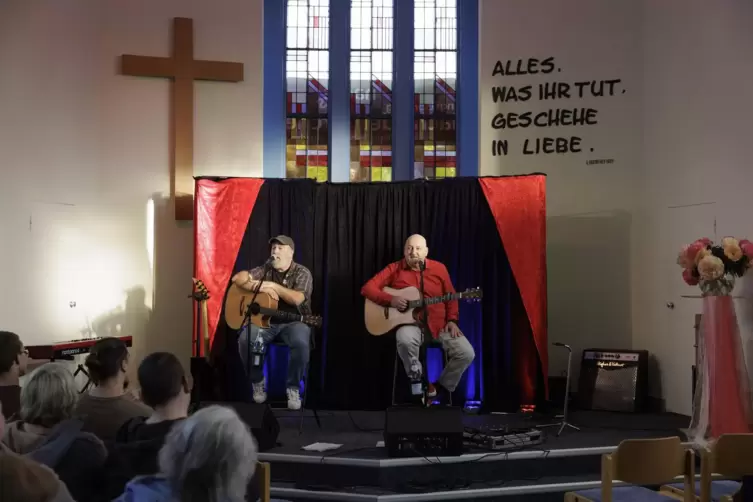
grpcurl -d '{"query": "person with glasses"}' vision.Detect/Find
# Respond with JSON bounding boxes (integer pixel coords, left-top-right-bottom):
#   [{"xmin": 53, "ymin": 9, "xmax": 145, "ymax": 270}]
[{"xmin": 0, "ymin": 331, "xmax": 45, "ymax": 420}]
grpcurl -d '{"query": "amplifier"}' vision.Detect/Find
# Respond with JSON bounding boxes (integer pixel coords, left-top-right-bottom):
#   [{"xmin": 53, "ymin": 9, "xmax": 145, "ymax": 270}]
[
  {"xmin": 384, "ymin": 407, "xmax": 464, "ymax": 458},
  {"xmin": 577, "ymin": 348, "xmax": 648, "ymax": 413}
]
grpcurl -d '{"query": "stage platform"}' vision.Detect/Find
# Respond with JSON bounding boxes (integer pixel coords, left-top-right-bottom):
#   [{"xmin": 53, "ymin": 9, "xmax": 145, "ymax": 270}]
[{"xmin": 260, "ymin": 408, "xmax": 690, "ymax": 502}]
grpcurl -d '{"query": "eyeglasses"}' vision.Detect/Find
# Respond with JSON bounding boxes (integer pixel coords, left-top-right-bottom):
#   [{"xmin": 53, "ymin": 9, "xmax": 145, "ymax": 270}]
[{"xmin": 21, "ymin": 349, "xmax": 29, "ymax": 356}]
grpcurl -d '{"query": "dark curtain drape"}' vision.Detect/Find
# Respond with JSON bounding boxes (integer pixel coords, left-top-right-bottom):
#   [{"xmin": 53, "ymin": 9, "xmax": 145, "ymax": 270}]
[
  {"xmin": 313, "ymin": 178, "xmax": 536, "ymax": 411},
  {"xmin": 213, "ymin": 178, "xmax": 540, "ymax": 411},
  {"xmin": 217, "ymin": 179, "xmax": 319, "ymax": 402}
]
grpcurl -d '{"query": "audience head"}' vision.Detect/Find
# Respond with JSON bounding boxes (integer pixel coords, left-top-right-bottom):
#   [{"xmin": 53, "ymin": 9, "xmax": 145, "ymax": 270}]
[
  {"xmin": 84, "ymin": 337, "xmax": 130, "ymax": 388},
  {"xmin": 404, "ymin": 234, "xmax": 429, "ymax": 269},
  {"xmin": 20, "ymin": 363, "xmax": 78, "ymax": 428},
  {"xmin": 0, "ymin": 453, "xmax": 65, "ymax": 502},
  {"xmin": 158, "ymin": 405, "xmax": 258, "ymax": 502},
  {"xmin": 0, "ymin": 331, "xmax": 29, "ymax": 379},
  {"xmin": 137, "ymin": 352, "xmax": 189, "ymax": 410}
]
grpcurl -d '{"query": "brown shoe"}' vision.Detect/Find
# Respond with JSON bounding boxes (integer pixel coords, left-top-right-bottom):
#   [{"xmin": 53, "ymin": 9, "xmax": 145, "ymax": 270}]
[{"xmin": 427, "ymin": 382, "xmax": 437, "ymax": 398}]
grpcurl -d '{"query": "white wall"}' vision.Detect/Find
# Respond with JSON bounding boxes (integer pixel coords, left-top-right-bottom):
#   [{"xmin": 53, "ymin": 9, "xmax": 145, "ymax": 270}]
[
  {"xmin": 479, "ymin": 0, "xmax": 753, "ymax": 414},
  {"xmin": 0, "ymin": 0, "xmax": 262, "ymax": 382},
  {"xmin": 634, "ymin": 0, "xmax": 753, "ymax": 414},
  {"xmin": 479, "ymin": 0, "xmax": 642, "ymax": 382}
]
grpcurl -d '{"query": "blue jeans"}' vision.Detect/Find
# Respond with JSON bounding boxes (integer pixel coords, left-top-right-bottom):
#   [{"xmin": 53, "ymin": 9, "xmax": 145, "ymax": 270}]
[{"xmin": 238, "ymin": 322, "xmax": 311, "ymax": 390}]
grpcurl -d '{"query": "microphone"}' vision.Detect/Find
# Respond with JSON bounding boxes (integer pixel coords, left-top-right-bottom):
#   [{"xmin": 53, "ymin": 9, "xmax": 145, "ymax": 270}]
[
  {"xmin": 418, "ymin": 260, "xmax": 426, "ymax": 271},
  {"xmin": 264, "ymin": 256, "xmax": 275, "ymax": 267}
]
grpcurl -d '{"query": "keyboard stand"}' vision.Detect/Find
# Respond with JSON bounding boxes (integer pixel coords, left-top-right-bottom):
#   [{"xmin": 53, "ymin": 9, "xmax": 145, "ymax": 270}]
[{"xmin": 72, "ymin": 364, "xmax": 92, "ymax": 393}]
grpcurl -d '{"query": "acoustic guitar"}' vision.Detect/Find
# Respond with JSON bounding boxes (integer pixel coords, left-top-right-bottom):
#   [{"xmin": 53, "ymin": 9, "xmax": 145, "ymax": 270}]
[
  {"xmin": 193, "ymin": 278, "xmax": 211, "ymax": 358},
  {"xmin": 364, "ymin": 286, "xmax": 483, "ymax": 336},
  {"xmin": 224, "ymin": 283, "xmax": 322, "ymax": 330},
  {"xmin": 190, "ymin": 278, "xmax": 220, "ymax": 404}
]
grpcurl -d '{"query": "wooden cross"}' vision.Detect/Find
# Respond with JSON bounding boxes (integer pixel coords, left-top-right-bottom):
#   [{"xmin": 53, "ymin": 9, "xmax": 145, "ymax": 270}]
[{"xmin": 121, "ymin": 18, "xmax": 244, "ymax": 221}]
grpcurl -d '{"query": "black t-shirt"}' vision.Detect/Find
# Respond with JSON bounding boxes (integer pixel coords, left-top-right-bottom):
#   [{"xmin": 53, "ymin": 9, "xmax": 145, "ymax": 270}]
[
  {"xmin": 0, "ymin": 384, "xmax": 21, "ymax": 420},
  {"xmin": 267, "ymin": 268, "xmax": 297, "ymax": 317},
  {"xmin": 100, "ymin": 416, "xmax": 184, "ymax": 499}
]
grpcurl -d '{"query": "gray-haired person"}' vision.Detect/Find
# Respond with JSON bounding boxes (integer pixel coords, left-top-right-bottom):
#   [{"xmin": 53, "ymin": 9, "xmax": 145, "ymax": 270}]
[
  {"xmin": 1, "ymin": 362, "xmax": 107, "ymax": 501},
  {"xmin": 115, "ymin": 405, "xmax": 259, "ymax": 502}
]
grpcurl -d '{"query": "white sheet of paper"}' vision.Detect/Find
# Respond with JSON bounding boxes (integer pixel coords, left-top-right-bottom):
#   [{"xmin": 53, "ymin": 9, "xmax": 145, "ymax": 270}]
[
  {"xmin": 376, "ymin": 441, "xmax": 385, "ymax": 447},
  {"xmin": 301, "ymin": 442, "xmax": 343, "ymax": 452}
]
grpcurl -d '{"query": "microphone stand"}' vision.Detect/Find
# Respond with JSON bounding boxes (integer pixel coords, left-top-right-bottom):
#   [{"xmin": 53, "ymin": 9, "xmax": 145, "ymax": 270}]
[
  {"xmin": 418, "ymin": 261, "xmax": 429, "ymax": 404},
  {"xmin": 243, "ymin": 262, "xmax": 272, "ymax": 382},
  {"xmin": 540, "ymin": 343, "xmax": 579, "ymax": 436}
]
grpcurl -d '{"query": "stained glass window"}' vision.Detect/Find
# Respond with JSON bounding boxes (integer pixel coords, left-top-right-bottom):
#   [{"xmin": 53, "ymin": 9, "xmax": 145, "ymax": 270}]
[
  {"xmin": 414, "ymin": 0, "xmax": 457, "ymax": 179},
  {"xmin": 286, "ymin": 0, "xmax": 330, "ymax": 182},
  {"xmin": 349, "ymin": 0, "xmax": 394, "ymax": 182}
]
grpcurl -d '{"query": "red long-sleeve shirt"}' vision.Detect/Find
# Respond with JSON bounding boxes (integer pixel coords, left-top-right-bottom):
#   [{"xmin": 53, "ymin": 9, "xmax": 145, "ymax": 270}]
[{"xmin": 361, "ymin": 258, "xmax": 459, "ymax": 338}]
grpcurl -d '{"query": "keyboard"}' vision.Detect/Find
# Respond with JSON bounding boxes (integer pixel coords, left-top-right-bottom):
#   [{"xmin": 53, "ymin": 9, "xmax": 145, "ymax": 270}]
[{"xmin": 27, "ymin": 335, "xmax": 133, "ymax": 360}]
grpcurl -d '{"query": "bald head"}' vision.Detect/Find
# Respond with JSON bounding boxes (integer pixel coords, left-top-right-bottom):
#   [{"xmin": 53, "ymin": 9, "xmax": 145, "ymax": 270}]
[{"xmin": 404, "ymin": 234, "xmax": 428, "ymax": 270}]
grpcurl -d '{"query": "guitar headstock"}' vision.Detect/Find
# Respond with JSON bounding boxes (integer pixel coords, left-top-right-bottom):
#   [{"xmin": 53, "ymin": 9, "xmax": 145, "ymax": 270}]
[
  {"xmin": 192, "ymin": 278, "xmax": 211, "ymax": 301},
  {"xmin": 460, "ymin": 287, "xmax": 483, "ymax": 302},
  {"xmin": 303, "ymin": 315, "xmax": 323, "ymax": 328}
]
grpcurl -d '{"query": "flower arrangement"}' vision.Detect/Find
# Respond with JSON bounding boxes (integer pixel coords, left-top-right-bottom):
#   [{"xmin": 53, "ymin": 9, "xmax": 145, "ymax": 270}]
[{"xmin": 677, "ymin": 237, "xmax": 753, "ymax": 294}]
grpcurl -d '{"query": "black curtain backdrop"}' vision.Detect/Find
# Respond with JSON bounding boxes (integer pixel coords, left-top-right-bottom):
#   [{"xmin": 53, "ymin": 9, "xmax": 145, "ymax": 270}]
[{"xmin": 219, "ymin": 178, "xmax": 538, "ymax": 411}]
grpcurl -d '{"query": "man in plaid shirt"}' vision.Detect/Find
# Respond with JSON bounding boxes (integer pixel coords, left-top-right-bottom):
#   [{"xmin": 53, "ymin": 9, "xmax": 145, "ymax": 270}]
[{"xmin": 232, "ymin": 235, "xmax": 313, "ymax": 410}]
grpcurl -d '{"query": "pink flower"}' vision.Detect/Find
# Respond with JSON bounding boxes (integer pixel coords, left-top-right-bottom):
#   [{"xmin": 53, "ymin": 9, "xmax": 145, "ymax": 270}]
[
  {"xmin": 677, "ymin": 246, "xmax": 694, "ymax": 269},
  {"xmin": 697, "ymin": 237, "xmax": 713, "ymax": 246},
  {"xmin": 682, "ymin": 268, "xmax": 699, "ymax": 285},
  {"xmin": 686, "ymin": 241, "xmax": 707, "ymax": 263},
  {"xmin": 740, "ymin": 239, "xmax": 753, "ymax": 260}
]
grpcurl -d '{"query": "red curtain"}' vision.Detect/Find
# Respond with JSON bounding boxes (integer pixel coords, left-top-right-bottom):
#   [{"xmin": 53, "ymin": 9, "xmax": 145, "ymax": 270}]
[
  {"xmin": 194, "ymin": 178, "xmax": 264, "ymax": 352},
  {"xmin": 479, "ymin": 176, "xmax": 547, "ymax": 402}
]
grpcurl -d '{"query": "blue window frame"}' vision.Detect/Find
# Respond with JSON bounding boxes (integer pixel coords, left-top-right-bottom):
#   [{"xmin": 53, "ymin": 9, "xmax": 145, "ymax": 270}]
[
  {"xmin": 264, "ymin": 0, "xmax": 477, "ymax": 180},
  {"xmin": 349, "ymin": 0, "xmax": 394, "ymax": 183}
]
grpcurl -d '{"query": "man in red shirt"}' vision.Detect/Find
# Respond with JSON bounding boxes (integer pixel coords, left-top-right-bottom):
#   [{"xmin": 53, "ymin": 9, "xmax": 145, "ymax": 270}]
[{"xmin": 361, "ymin": 234, "xmax": 475, "ymax": 404}]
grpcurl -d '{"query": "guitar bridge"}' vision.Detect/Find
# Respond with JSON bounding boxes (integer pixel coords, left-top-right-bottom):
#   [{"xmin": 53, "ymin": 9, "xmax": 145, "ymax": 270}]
[{"xmin": 383, "ymin": 307, "xmax": 389, "ymax": 320}]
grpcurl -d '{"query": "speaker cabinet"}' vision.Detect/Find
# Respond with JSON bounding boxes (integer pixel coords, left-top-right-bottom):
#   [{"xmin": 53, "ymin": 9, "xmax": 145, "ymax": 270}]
[
  {"xmin": 199, "ymin": 401, "xmax": 280, "ymax": 451},
  {"xmin": 384, "ymin": 406, "xmax": 464, "ymax": 458},
  {"xmin": 577, "ymin": 349, "xmax": 648, "ymax": 413}
]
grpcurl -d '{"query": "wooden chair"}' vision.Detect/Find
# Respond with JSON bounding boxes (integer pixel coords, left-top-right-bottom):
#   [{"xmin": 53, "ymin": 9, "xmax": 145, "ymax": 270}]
[
  {"xmin": 255, "ymin": 461, "xmax": 271, "ymax": 502},
  {"xmin": 564, "ymin": 436, "xmax": 695, "ymax": 502},
  {"xmin": 660, "ymin": 434, "xmax": 753, "ymax": 502}
]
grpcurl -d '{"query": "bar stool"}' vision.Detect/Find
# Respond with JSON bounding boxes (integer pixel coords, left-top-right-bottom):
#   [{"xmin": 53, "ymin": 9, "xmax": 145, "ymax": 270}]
[
  {"xmin": 391, "ymin": 338, "xmax": 452, "ymax": 406},
  {"xmin": 267, "ymin": 338, "xmax": 321, "ymax": 433}
]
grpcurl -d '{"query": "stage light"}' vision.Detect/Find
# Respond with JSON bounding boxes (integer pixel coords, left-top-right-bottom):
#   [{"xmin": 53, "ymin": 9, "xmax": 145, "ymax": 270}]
[
  {"xmin": 146, "ymin": 197, "xmax": 155, "ymax": 275},
  {"xmin": 519, "ymin": 404, "xmax": 536, "ymax": 413},
  {"xmin": 29, "ymin": 203, "xmax": 152, "ymax": 345}
]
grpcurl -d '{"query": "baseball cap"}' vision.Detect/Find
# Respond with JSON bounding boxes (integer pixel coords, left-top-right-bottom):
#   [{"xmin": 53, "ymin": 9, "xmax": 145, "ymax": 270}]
[{"xmin": 269, "ymin": 235, "xmax": 295, "ymax": 251}]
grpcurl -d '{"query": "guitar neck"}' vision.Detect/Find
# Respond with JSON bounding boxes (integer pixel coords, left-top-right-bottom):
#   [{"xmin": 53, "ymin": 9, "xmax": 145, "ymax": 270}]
[
  {"xmin": 201, "ymin": 301, "xmax": 210, "ymax": 360},
  {"xmin": 414, "ymin": 292, "xmax": 464, "ymax": 307},
  {"xmin": 255, "ymin": 306, "xmax": 304, "ymax": 323}
]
